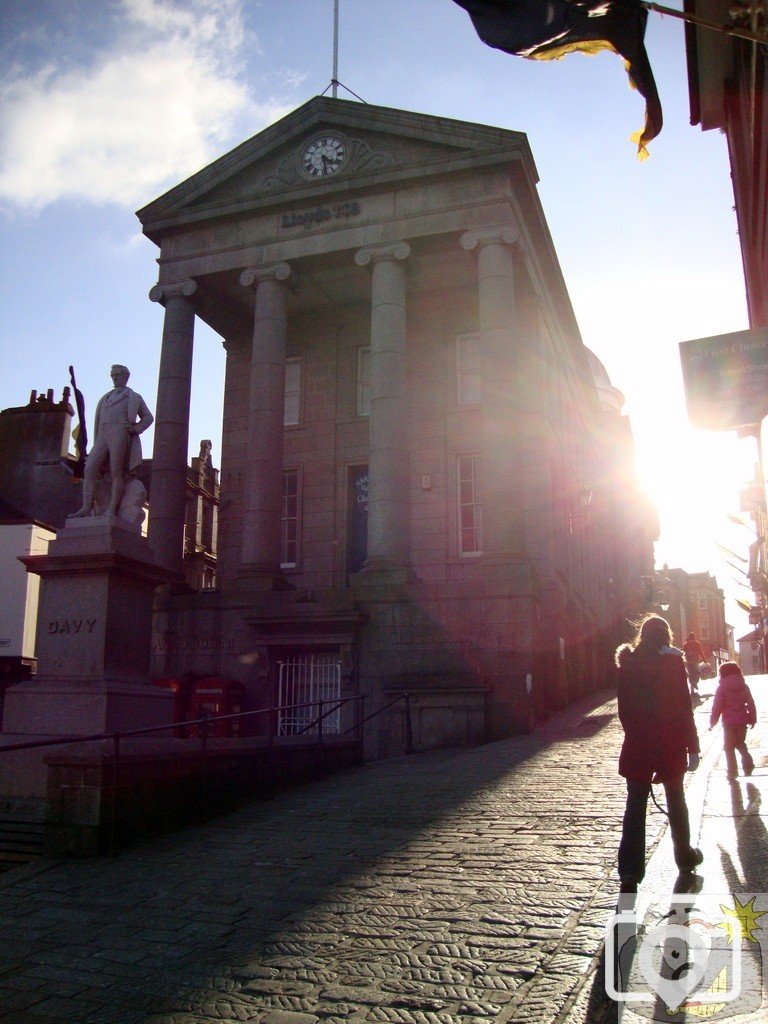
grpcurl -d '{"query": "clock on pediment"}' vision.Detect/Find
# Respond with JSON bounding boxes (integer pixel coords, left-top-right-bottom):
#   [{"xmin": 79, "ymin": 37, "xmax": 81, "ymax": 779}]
[{"xmin": 299, "ymin": 133, "xmax": 347, "ymax": 180}]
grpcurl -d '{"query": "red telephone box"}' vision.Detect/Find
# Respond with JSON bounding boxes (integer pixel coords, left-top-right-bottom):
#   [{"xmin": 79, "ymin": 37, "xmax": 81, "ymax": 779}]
[
  {"xmin": 188, "ymin": 678, "xmax": 246, "ymax": 737},
  {"xmin": 152, "ymin": 677, "xmax": 189, "ymax": 735}
]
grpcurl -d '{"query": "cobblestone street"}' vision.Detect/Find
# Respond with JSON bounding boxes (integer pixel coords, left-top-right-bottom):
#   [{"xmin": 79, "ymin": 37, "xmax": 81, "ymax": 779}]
[{"xmin": 1, "ymin": 682, "xmax": 766, "ymax": 1024}]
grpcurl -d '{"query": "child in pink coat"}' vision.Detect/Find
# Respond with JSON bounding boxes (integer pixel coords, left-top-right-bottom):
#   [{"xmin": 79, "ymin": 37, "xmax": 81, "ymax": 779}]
[{"xmin": 710, "ymin": 662, "xmax": 757, "ymax": 781}]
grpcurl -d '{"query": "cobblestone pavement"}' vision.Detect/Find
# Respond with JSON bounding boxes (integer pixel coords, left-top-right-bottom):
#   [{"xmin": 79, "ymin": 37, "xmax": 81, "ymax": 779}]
[{"xmin": 1, "ymin": 681, "xmax": 766, "ymax": 1024}]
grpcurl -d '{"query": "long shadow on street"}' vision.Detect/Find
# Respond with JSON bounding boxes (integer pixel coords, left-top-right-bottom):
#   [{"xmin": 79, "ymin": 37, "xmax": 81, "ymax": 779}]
[{"xmin": 0, "ymin": 691, "xmax": 630, "ymax": 1024}]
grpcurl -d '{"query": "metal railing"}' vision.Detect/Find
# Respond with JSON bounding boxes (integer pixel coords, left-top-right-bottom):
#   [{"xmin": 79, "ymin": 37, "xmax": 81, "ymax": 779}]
[
  {"xmin": 0, "ymin": 692, "xmax": 415, "ymax": 852},
  {"xmin": 0, "ymin": 692, "xmax": 415, "ymax": 756}
]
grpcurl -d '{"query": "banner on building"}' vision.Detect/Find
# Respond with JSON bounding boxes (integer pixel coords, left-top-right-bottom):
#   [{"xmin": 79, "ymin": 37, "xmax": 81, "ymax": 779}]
[{"xmin": 679, "ymin": 327, "xmax": 768, "ymax": 431}]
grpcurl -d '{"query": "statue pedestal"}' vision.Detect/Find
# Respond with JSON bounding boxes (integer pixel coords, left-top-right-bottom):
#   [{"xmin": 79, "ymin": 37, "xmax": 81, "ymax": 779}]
[{"xmin": 1, "ymin": 518, "xmax": 177, "ymax": 798}]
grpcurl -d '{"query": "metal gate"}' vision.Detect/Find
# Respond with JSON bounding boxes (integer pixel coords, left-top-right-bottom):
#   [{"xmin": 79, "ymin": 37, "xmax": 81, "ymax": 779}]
[{"xmin": 277, "ymin": 652, "xmax": 342, "ymax": 735}]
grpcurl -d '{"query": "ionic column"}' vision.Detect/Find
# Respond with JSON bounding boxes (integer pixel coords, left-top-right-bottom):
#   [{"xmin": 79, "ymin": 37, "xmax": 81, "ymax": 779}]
[
  {"xmin": 354, "ymin": 241, "xmax": 412, "ymax": 577},
  {"xmin": 238, "ymin": 262, "xmax": 293, "ymax": 583},
  {"xmin": 148, "ymin": 279, "xmax": 197, "ymax": 575},
  {"xmin": 460, "ymin": 226, "xmax": 521, "ymax": 558},
  {"xmin": 216, "ymin": 331, "xmax": 251, "ymax": 586}
]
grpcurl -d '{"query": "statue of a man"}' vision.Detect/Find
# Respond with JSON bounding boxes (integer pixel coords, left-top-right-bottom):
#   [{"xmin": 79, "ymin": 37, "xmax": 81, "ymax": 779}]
[{"xmin": 69, "ymin": 364, "xmax": 154, "ymax": 518}]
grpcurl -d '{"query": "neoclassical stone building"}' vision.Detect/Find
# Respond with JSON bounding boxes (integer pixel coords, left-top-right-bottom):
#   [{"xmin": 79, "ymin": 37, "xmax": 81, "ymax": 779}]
[{"xmin": 139, "ymin": 97, "xmax": 655, "ymax": 754}]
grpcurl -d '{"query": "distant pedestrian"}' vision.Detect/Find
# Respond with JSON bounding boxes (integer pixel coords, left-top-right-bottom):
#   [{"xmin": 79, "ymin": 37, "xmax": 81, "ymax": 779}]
[
  {"xmin": 615, "ymin": 615, "xmax": 702, "ymax": 892},
  {"xmin": 683, "ymin": 631, "xmax": 707, "ymax": 695},
  {"xmin": 709, "ymin": 661, "xmax": 756, "ymax": 781}
]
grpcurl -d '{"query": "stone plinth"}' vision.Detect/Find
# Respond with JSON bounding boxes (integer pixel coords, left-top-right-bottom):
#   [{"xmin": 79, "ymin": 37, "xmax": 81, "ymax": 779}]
[{"xmin": 1, "ymin": 519, "xmax": 176, "ymax": 797}]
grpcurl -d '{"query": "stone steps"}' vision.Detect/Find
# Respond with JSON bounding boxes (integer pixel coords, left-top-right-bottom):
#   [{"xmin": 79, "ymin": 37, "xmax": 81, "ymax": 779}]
[{"xmin": 0, "ymin": 818, "xmax": 46, "ymax": 872}]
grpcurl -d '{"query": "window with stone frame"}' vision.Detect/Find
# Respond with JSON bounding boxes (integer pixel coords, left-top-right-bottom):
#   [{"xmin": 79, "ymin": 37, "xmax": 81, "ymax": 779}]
[
  {"xmin": 357, "ymin": 346, "xmax": 371, "ymax": 417},
  {"xmin": 281, "ymin": 468, "xmax": 300, "ymax": 568},
  {"xmin": 456, "ymin": 332, "xmax": 481, "ymax": 405},
  {"xmin": 457, "ymin": 453, "xmax": 482, "ymax": 556},
  {"xmin": 284, "ymin": 357, "xmax": 302, "ymax": 426}
]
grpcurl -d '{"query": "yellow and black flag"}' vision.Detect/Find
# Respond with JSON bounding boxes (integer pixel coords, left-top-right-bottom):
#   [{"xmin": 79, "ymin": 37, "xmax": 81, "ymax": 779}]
[{"xmin": 452, "ymin": 0, "xmax": 662, "ymax": 159}]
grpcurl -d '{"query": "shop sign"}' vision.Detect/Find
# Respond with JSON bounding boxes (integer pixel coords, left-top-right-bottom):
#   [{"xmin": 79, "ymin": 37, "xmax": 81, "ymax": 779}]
[{"xmin": 679, "ymin": 326, "xmax": 768, "ymax": 431}]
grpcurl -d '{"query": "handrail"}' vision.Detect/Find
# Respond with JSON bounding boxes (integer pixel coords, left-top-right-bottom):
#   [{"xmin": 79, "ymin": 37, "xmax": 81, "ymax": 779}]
[
  {"xmin": 0, "ymin": 692, "xmax": 414, "ymax": 756},
  {"xmin": 0, "ymin": 690, "xmax": 414, "ymax": 855},
  {"xmin": 0, "ymin": 697, "xmax": 362, "ymax": 755},
  {"xmin": 346, "ymin": 692, "xmax": 411, "ymax": 741}
]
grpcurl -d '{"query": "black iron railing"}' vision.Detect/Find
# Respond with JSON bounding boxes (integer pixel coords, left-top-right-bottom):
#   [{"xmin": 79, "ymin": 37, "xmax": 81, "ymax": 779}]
[{"xmin": 0, "ymin": 693, "xmax": 415, "ymax": 852}]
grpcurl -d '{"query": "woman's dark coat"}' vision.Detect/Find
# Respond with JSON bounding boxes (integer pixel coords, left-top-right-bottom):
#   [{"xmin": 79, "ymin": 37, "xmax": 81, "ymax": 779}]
[{"xmin": 617, "ymin": 645, "xmax": 700, "ymax": 783}]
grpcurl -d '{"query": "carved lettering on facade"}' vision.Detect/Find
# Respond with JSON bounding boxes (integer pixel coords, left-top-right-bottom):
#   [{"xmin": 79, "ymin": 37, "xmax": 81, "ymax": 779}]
[
  {"xmin": 47, "ymin": 619, "xmax": 97, "ymax": 635},
  {"xmin": 281, "ymin": 201, "xmax": 361, "ymax": 231},
  {"xmin": 152, "ymin": 635, "xmax": 236, "ymax": 653},
  {"xmin": 392, "ymin": 631, "xmax": 500, "ymax": 647}
]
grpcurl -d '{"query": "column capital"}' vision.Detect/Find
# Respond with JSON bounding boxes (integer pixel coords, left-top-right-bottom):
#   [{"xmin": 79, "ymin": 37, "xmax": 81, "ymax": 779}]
[
  {"xmin": 221, "ymin": 334, "xmax": 250, "ymax": 353},
  {"xmin": 459, "ymin": 225, "xmax": 519, "ymax": 252},
  {"xmin": 354, "ymin": 241, "xmax": 411, "ymax": 268},
  {"xmin": 239, "ymin": 262, "xmax": 293, "ymax": 290},
  {"xmin": 149, "ymin": 279, "xmax": 197, "ymax": 305}
]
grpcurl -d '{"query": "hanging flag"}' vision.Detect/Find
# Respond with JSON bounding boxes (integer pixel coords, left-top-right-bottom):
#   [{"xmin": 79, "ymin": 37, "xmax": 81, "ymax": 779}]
[
  {"xmin": 452, "ymin": 0, "xmax": 663, "ymax": 159},
  {"xmin": 68, "ymin": 364, "xmax": 88, "ymax": 480}
]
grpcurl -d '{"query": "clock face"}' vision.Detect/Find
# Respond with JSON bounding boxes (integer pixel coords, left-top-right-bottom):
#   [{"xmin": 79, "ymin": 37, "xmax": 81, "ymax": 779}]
[{"xmin": 301, "ymin": 135, "xmax": 346, "ymax": 178}]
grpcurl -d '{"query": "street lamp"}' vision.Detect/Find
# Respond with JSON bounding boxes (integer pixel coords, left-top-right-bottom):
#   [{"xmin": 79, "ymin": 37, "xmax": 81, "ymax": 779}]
[
  {"xmin": 577, "ymin": 486, "xmax": 594, "ymax": 511},
  {"xmin": 568, "ymin": 486, "xmax": 594, "ymax": 534},
  {"xmin": 640, "ymin": 573, "xmax": 673, "ymax": 616}
]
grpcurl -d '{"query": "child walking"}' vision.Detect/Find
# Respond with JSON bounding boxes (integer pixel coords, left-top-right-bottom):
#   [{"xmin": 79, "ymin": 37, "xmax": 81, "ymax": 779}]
[{"xmin": 710, "ymin": 662, "xmax": 757, "ymax": 781}]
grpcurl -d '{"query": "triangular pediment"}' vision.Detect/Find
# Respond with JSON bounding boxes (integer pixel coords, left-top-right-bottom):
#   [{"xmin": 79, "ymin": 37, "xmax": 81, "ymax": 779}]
[{"xmin": 137, "ymin": 96, "xmax": 531, "ymax": 240}]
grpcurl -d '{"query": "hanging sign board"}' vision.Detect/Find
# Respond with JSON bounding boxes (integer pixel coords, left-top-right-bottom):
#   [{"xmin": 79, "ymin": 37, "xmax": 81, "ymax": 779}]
[{"xmin": 679, "ymin": 326, "xmax": 768, "ymax": 431}]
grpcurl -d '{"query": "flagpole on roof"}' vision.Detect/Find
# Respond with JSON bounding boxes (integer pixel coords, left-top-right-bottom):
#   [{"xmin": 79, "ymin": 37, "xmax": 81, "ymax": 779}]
[
  {"xmin": 332, "ymin": 0, "xmax": 339, "ymax": 98},
  {"xmin": 641, "ymin": 1, "xmax": 768, "ymax": 46},
  {"xmin": 320, "ymin": 0, "xmax": 367, "ymax": 102}
]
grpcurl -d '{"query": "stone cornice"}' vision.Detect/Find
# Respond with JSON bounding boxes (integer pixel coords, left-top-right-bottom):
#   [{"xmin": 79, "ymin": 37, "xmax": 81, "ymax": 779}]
[{"xmin": 19, "ymin": 551, "xmax": 179, "ymax": 586}]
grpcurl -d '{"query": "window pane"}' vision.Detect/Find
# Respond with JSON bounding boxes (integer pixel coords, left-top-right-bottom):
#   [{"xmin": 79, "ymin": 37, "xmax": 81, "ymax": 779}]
[
  {"xmin": 284, "ymin": 358, "xmax": 301, "ymax": 426},
  {"xmin": 457, "ymin": 333, "xmax": 481, "ymax": 405},
  {"xmin": 357, "ymin": 347, "xmax": 371, "ymax": 417},
  {"xmin": 281, "ymin": 469, "xmax": 299, "ymax": 567},
  {"xmin": 457, "ymin": 454, "xmax": 481, "ymax": 555}
]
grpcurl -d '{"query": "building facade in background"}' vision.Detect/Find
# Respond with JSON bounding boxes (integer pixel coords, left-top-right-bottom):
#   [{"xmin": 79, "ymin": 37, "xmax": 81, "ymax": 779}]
[
  {"xmin": 685, "ymin": 0, "xmax": 768, "ymax": 669},
  {"xmin": 0, "ymin": 389, "xmax": 82, "ymax": 528},
  {"xmin": 738, "ymin": 627, "xmax": 763, "ymax": 673},
  {"xmin": 650, "ymin": 565, "xmax": 730, "ymax": 666},
  {"xmin": 139, "ymin": 97, "xmax": 657, "ymax": 754},
  {"xmin": 183, "ymin": 440, "xmax": 219, "ymax": 593},
  {"xmin": 685, "ymin": 0, "xmax": 767, "ymax": 329}
]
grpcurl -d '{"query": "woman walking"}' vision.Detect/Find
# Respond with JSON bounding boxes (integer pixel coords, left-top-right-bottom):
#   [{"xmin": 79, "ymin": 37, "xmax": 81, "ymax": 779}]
[{"xmin": 616, "ymin": 615, "xmax": 703, "ymax": 892}]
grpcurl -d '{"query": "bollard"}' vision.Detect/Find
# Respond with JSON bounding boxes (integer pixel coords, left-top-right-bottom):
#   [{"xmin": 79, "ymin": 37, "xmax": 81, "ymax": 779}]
[
  {"xmin": 200, "ymin": 710, "xmax": 210, "ymax": 814},
  {"xmin": 108, "ymin": 732, "xmax": 121, "ymax": 855},
  {"xmin": 403, "ymin": 693, "xmax": 414, "ymax": 755}
]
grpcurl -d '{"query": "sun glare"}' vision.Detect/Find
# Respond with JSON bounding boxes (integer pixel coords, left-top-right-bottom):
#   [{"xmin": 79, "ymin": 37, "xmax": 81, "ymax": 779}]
[{"xmin": 633, "ymin": 409, "xmax": 759, "ymax": 630}]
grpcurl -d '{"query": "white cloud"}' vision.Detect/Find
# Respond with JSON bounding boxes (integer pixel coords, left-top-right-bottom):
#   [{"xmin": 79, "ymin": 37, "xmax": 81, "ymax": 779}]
[{"xmin": 0, "ymin": 0, "xmax": 290, "ymax": 209}]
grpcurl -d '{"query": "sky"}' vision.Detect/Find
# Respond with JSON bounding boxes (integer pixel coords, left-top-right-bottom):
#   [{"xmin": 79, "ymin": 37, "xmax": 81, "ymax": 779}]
[{"xmin": 0, "ymin": 0, "xmax": 760, "ymax": 637}]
